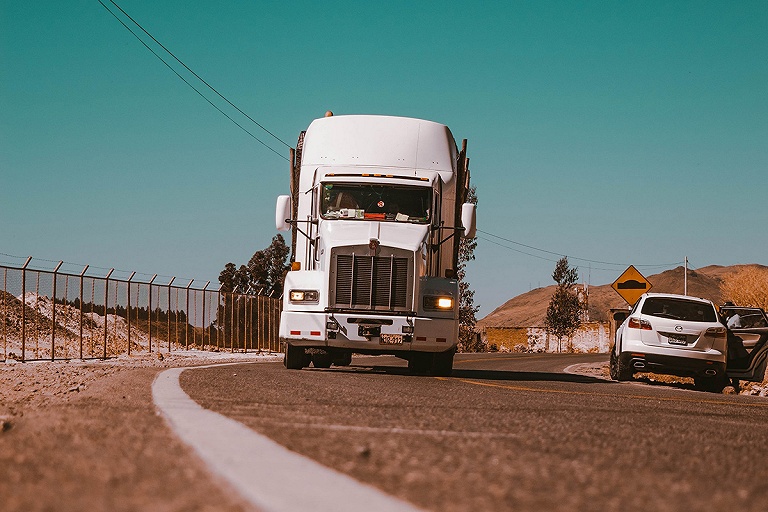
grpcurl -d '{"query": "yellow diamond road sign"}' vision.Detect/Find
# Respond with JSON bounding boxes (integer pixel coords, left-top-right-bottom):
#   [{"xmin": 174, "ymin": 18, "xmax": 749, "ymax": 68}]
[{"xmin": 612, "ymin": 265, "xmax": 652, "ymax": 306}]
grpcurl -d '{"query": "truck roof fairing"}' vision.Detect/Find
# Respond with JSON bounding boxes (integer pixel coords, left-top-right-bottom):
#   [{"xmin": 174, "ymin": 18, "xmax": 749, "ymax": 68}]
[{"xmin": 299, "ymin": 115, "xmax": 457, "ymax": 191}]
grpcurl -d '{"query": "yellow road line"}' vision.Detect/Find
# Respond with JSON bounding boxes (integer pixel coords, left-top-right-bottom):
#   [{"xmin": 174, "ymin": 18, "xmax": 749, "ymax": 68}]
[
  {"xmin": 454, "ymin": 355, "xmax": 560, "ymax": 365},
  {"xmin": 437, "ymin": 377, "xmax": 768, "ymax": 409}
]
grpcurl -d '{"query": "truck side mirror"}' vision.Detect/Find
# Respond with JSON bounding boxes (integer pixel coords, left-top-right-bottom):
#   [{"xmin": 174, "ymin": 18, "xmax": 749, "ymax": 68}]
[
  {"xmin": 276, "ymin": 195, "xmax": 291, "ymax": 231},
  {"xmin": 460, "ymin": 203, "xmax": 476, "ymax": 238}
]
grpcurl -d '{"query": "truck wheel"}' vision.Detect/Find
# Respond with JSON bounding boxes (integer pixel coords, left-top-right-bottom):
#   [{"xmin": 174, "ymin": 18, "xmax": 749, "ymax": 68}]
[
  {"xmin": 408, "ymin": 353, "xmax": 431, "ymax": 374},
  {"xmin": 431, "ymin": 350, "xmax": 454, "ymax": 377},
  {"xmin": 333, "ymin": 351, "xmax": 352, "ymax": 367},
  {"xmin": 312, "ymin": 351, "xmax": 333, "ymax": 369},
  {"xmin": 284, "ymin": 343, "xmax": 309, "ymax": 370}
]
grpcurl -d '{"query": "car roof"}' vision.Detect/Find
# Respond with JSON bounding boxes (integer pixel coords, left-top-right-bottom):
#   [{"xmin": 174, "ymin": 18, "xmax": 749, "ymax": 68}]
[{"xmin": 639, "ymin": 292, "xmax": 714, "ymax": 305}]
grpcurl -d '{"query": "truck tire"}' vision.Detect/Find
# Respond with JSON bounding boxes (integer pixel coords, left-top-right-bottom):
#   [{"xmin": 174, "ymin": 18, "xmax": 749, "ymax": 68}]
[
  {"xmin": 408, "ymin": 353, "xmax": 431, "ymax": 374},
  {"xmin": 312, "ymin": 351, "xmax": 333, "ymax": 369},
  {"xmin": 284, "ymin": 343, "xmax": 309, "ymax": 370},
  {"xmin": 333, "ymin": 351, "xmax": 353, "ymax": 367},
  {"xmin": 431, "ymin": 350, "xmax": 454, "ymax": 377}
]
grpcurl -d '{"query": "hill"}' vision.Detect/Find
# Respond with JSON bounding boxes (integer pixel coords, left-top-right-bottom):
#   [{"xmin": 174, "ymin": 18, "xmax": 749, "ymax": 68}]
[{"xmin": 478, "ymin": 264, "xmax": 768, "ymax": 328}]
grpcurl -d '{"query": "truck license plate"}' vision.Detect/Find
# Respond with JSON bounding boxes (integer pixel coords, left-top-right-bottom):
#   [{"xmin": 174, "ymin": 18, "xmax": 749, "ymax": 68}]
[{"xmin": 380, "ymin": 333, "xmax": 403, "ymax": 345}]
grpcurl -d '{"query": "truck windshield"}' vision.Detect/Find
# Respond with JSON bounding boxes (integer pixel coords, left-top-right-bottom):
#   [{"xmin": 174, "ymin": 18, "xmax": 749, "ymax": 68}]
[{"xmin": 321, "ymin": 183, "xmax": 432, "ymax": 223}]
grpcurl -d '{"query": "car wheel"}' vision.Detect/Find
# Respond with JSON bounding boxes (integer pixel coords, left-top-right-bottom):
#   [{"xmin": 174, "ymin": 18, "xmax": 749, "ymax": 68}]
[
  {"xmin": 610, "ymin": 343, "xmax": 632, "ymax": 381},
  {"xmin": 694, "ymin": 375, "xmax": 727, "ymax": 393},
  {"xmin": 284, "ymin": 343, "xmax": 308, "ymax": 370},
  {"xmin": 609, "ymin": 349, "xmax": 620, "ymax": 380}
]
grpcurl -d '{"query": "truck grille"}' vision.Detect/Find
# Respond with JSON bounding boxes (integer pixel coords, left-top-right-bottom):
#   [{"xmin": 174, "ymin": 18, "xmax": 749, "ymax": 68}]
[{"xmin": 332, "ymin": 251, "xmax": 411, "ymax": 311}]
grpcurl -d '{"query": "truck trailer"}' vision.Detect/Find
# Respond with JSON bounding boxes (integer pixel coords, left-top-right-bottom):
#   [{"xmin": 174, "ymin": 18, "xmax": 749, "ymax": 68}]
[{"xmin": 275, "ymin": 114, "xmax": 475, "ymax": 375}]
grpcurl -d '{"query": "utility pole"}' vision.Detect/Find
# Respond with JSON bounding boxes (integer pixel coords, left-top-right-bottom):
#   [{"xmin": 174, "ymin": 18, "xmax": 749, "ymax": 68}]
[{"xmin": 684, "ymin": 256, "xmax": 688, "ymax": 296}]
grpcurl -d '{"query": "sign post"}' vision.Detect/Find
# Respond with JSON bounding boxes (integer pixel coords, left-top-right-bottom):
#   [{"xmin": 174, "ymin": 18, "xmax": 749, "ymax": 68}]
[{"xmin": 611, "ymin": 265, "xmax": 652, "ymax": 306}]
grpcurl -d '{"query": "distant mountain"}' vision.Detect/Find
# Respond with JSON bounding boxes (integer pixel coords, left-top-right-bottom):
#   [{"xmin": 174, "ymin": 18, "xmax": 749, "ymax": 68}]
[{"xmin": 478, "ymin": 264, "xmax": 768, "ymax": 328}]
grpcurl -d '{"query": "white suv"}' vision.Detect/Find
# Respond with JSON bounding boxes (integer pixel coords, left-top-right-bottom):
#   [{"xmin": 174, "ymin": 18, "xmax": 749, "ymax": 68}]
[{"xmin": 610, "ymin": 293, "xmax": 728, "ymax": 392}]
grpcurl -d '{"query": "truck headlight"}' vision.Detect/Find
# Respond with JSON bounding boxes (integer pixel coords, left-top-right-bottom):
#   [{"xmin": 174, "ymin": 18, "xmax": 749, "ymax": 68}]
[
  {"xmin": 423, "ymin": 295, "xmax": 454, "ymax": 310},
  {"xmin": 289, "ymin": 290, "xmax": 319, "ymax": 303}
]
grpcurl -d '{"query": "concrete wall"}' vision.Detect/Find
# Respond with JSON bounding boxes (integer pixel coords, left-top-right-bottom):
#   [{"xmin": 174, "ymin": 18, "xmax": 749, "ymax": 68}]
[{"xmin": 483, "ymin": 322, "xmax": 611, "ymax": 354}]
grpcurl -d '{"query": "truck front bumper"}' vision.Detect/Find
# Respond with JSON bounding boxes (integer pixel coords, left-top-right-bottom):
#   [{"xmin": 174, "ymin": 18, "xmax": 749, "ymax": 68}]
[{"xmin": 279, "ymin": 311, "xmax": 458, "ymax": 353}]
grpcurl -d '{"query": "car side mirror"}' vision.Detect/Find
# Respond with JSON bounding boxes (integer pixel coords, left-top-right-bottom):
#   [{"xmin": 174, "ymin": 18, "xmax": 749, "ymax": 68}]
[
  {"xmin": 275, "ymin": 195, "xmax": 291, "ymax": 231},
  {"xmin": 460, "ymin": 203, "xmax": 476, "ymax": 238}
]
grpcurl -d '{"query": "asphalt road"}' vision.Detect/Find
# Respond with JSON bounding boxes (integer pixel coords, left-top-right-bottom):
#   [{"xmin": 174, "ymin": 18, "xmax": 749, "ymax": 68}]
[{"xmin": 182, "ymin": 353, "xmax": 768, "ymax": 512}]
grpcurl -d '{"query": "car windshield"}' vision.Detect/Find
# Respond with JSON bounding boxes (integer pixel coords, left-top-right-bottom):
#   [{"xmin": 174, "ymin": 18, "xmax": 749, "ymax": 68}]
[
  {"xmin": 641, "ymin": 297, "xmax": 717, "ymax": 322},
  {"xmin": 320, "ymin": 183, "xmax": 431, "ymax": 223}
]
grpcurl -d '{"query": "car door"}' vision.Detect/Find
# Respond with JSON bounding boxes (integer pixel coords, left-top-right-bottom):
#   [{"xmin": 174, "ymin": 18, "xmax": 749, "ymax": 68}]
[{"xmin": 723, "ymin": 307, "xmax": 768, "ymax": 382}]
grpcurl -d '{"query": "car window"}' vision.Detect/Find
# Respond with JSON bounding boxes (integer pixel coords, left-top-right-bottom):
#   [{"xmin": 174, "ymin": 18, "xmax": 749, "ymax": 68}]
[
  {"xmin": 641, "ymin": 297, "xmax": 717, "ymax": 322},
  {"xmin": 721, "ymin": 308, "xmax": 768, "ymax": 328}
]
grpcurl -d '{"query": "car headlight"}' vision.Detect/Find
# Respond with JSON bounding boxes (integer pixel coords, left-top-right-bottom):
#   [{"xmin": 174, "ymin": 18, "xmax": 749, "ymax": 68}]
[
  {"xmin": 289, "ymin": 289, "xmax": 319, "ymax": 303},
  {"xmin": 423, "ymin": 295, "xmax": 454, "ymax": 310}
]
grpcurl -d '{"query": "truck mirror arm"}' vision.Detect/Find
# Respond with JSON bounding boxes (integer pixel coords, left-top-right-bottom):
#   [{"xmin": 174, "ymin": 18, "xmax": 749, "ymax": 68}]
[
  {"xmin": 285, "ymin": 218, "xmax": 319, "ymax": 246},
  {"xmin": 431, "ymin": 225, "xmax": 466, "ymax": 250}
]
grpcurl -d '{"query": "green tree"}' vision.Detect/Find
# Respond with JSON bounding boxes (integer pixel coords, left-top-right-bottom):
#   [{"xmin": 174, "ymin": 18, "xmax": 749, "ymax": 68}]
[
  {"xmin": 457, "ymin": 186, "xmax": 482, "ymax": 352},
  {"xmin": 545, "ymin": 257, "xmax": 583, "ymax": 352},
  {"xmin": 219, "ymin": 234, "xmax": 290, "ymax": 296}
]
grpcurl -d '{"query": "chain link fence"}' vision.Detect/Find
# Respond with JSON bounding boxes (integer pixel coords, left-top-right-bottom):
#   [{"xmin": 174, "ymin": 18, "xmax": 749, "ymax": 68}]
[{"xmin": 0, "ymin": 256, "xmax": 282, "ymax": 362}]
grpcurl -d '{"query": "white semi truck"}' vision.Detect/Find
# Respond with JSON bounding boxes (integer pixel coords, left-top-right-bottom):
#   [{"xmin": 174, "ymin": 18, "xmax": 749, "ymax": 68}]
[{"xmin": 275, "ymin": 114, "xmax": 475, "ymax": 375}]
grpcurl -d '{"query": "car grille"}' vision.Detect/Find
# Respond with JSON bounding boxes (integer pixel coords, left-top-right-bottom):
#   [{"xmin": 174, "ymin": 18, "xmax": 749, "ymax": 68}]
[{"xmin": 332, "ymin": 250, "xmax": 411, "ymax": 311}]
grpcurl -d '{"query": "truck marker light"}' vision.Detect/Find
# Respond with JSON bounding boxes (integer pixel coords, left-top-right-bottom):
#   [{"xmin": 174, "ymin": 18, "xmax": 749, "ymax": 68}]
[
  {"xmin": 437, "ymin": 337, "xmax": 447, "ymax": 343},
  {"xmin": 416, "ymin": 336, "xmax": 427, "ymax": 341},
  {"xmin": 291, "ymin": 262, "xmax": 301, "ymax": 271},
  {"xmin": 310, "ymin": 331, "xmax": 321, "ymax": 336},
  {"xmin": 290, "ymin": 330, "xmax": 301, "ymax": 335}
]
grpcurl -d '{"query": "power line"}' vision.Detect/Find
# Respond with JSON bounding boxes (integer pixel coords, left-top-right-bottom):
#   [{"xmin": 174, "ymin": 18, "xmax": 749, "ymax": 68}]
[
  {"xmin": 477, "ymin": 229, "xmax": 683, "ymax": 269},
  {"xmin": 98, "ymin": 0, "xmax": 289, "ymax": 161},
  {"xmin": 106, "ymin": 0, "xmax": 291, "ymax": 149}
]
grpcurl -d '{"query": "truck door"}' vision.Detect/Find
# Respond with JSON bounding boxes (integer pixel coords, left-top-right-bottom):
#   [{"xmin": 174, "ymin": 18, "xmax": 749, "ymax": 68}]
[{"xmin": 723, "ymin": 307, "xmax": 768, "ymax": 382}]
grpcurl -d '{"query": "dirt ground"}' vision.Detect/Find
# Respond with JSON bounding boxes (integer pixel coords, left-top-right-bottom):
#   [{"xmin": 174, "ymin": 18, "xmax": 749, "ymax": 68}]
[{"xmin": 0, "ymin": 350, "xmax": 280, "ymax": 512}]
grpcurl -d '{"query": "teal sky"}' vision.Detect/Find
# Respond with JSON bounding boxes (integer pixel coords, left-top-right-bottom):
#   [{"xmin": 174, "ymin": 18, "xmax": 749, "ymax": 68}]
[{"xmin": 2, "ymin": 1, "xmax": 767, "ymax": 317}]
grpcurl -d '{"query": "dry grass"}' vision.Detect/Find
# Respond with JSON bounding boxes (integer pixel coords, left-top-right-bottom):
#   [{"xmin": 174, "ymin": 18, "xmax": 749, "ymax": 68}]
[{"xmin": 722, "ymin": 266, "xmax": 768, "ymax": 310}]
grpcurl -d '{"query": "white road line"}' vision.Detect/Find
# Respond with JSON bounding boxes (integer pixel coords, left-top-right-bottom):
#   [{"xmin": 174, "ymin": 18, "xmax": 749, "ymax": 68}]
[{"xmin": 152, "ymin": 365, "xmax": 424, "ymax": 512}]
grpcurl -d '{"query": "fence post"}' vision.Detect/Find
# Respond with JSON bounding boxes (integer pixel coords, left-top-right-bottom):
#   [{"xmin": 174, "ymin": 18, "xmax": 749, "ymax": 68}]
[
  {"xmin": 2, "ymin": 268, "xmax": 6, "ymax": 360},
  {"xmin": 185, "ymin": 280, "xmax": 193, "ymax": 349},
  {"xmin": 51, "ymin": 261, "xmax": 63, "ymax": 361},
  {"xmin": 148, "ymin": 274, "xmax": 157, "ymax": 353},
  {"xmin": 127, "ymin": 271, "xmax": 135, "ymax": 355},
  {"xmin": 167, "ymin": 277, "xmax": 175, "ymax": 353},
  {"xmin": 103, "ymin": 268, "xmax": 114, "ymax": 359},
  {"xmin": 217, "ymin": 285, "xmax": 222, "ymax": 350},
  {"xmin": 201, "ymin": 281, "xmax": 210, "ymax": 350},
  {"xmin": 20, "ymin": 256, "xmax": 32, "ymax": 362},
  {"xmin": 79, "ymin": 265, "xmax": 88, "ymax": 359}
]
